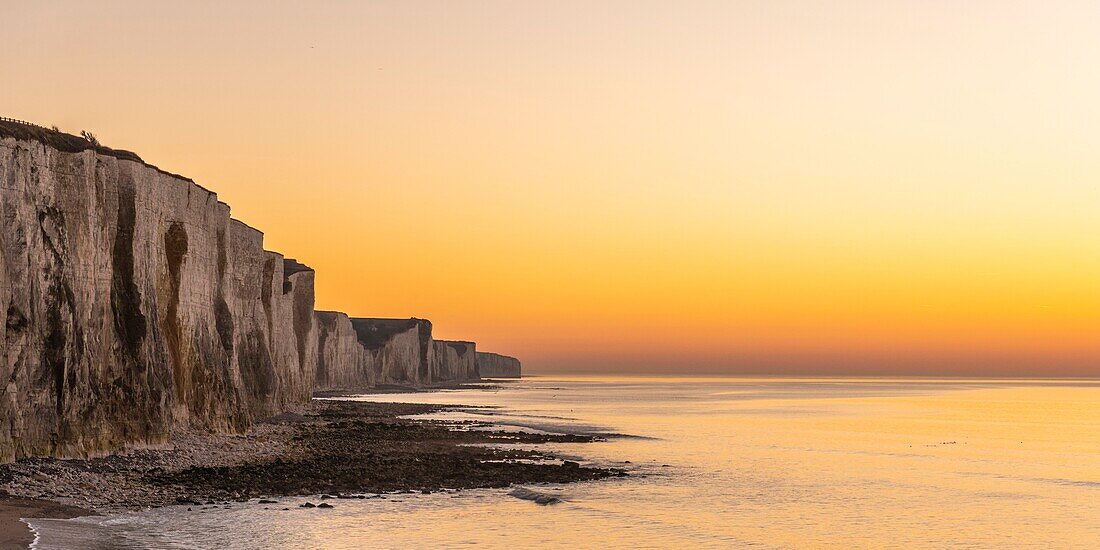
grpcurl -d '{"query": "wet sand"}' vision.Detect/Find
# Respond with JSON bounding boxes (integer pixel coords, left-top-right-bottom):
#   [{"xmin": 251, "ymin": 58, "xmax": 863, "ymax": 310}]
[{"xmin": 0, "ymin": 495, "xmax": 93, "ymax": 550}]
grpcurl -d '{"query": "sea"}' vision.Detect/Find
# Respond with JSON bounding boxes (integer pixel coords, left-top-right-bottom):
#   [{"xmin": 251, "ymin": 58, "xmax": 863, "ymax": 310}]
[{"xmin": 26, "ymin": 376, "xmax": 1100, "ymax": 549}]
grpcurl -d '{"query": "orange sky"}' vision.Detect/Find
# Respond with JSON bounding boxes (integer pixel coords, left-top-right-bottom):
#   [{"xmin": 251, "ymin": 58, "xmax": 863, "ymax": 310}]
[{"xmin": 3, "ymin": 1, "xmax": 1099, "ymax": 375}]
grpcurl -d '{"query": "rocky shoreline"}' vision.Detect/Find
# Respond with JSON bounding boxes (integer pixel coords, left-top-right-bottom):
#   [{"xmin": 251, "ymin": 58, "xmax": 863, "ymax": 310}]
[{"xmin": 0, "ymin": 397, "xmax": 623, "ymax": 546}]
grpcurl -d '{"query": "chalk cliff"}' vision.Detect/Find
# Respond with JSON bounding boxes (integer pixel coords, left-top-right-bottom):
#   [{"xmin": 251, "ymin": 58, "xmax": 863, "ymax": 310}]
[
  {"xmin": 349, "ymin": 318, "xmax": 433, "ymax": 386},
  {"xmin": 314, "ymin": 314, "xmax": 435, "ymax": 390},
  {"xmin": 476, "ymin": 352, "xmax": 521, "ymax": 378},
  {"xmin": 0, "ymin": 122, "xmax": 316, "ymax": 461},
  {"xmin": 431, "ymin": 341, "xmax": 478, "ymax": 383},
  {"xmin": 313, "ymin": 311, "xmax": 375, "ymax": 390},
  {"xmin": 0, "ymin": 120, "xmax": 501, "ymax": 462}
]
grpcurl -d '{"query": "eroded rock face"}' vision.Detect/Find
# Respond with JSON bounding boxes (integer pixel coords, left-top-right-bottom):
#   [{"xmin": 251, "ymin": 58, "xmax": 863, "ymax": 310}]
[
  {"xmin": 0, "ymin": 128, "xmax": 315, "ymax": 461},
  {"xmin": 253, "ymin": 255, "xmax": 317, "ymax": 417},
  {"xmin": 476, "ymin": 352, "xmax": 521, "ymax": 378},
  {"xmin": 349, "ymin": 318, "xmax": 433, "ymax": 386},
  {"xmin": 431, "ymin": 341, "xmax": 478, "ymax": 383},
  {"xmin": 0, "ymin": 122, "xmax": 500, "ymax": 462},
  {"xmin": 313, "ymin": 311, "xmax": 375, "ymax": 390},
  {"xmin": 315, "ymin": 317, "xmax": 498, "ymax": 390}
]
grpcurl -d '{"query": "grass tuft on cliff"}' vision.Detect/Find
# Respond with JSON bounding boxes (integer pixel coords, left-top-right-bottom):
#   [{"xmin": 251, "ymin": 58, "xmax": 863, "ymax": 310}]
[
  {"xmin": 0, "ymin": 119, "xmax": 143, "ymax": 162},
  {"xmin": 0, "ymin": 118, "xmax": 197, "ymax": 183}
]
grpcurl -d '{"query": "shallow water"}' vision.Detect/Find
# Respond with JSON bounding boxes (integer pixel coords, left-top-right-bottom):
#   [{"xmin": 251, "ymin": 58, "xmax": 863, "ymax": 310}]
[{"xmin": 28, "ymin": 376, "xmax": 1100, "ymax": 548}]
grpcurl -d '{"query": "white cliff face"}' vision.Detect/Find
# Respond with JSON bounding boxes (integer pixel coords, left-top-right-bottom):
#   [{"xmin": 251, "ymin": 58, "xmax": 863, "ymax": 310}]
[
  {"xmin": 350, "ymin": 318, "xmax": 433, "ymax": 386},
  {"xmin": 314, "ymin": 311, "xmax": 375, "ymax": 390},
  {"xmin": 0, "ymin": 123, "xmax": 498, "ymax": 461},
  {"xmin": 259, "ymin": 256, "xmax": 318, "ymax": 413},
  {"xmin": 0, "ymin": 131, "xmax": 316, "ymax": 461},
  {"xmin": 476, "ymin": 352, "xmax": 521, "ymax": 378},
  {"xmin": 316, "ymin": 317, "xmax": 501, "ymax": 390},
  {"xmin": 431, "ymin": 341, "xmax": 478, "ymax": 383}
]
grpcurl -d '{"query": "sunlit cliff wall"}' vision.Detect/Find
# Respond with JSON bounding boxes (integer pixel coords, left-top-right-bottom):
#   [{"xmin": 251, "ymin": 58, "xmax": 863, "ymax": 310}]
[
  {"xmin": 314, "ymin": 316, "xmax": 436, "ymax": 390},
  {"xmin": 475, "ymin": 352, "xmax": 521, "ymax": 378},
  {"xmin": 349, "ymin": 318, "xmax": 433, "ymax": 386},
  {"xmin": 0, "ymin": 121, "xmax": 495, "ymax": 462},
  {"xmin": 0, "ymin": 123, "xmax": 316, "ymax": 461},
  {"xmin": 314, "ymin": 311, "xmax": 374, "ymax": 390},
  {"xmin": 431, "ymin": 340, "xmax": 478, "ymax": 383},
  {"xmin": 315, "ymin": 319, "xmax": 489, "ymax": 390}
]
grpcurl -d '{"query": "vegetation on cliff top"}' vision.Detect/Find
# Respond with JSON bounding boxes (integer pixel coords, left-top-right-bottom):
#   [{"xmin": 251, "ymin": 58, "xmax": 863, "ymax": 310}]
[
  {"xmin": 0, "ymin": 118, "xmax": 195, "ymax": 183},
  {"xmin": 0, "ymin": 119, "xmax": 142, "ymax": 162}
]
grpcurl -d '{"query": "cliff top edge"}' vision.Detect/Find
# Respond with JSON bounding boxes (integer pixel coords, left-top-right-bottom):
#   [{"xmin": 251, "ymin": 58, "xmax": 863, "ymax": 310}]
[
  {"xmin": 0, "ymin": 118, "xmax": 274, "ymax": 246},
  {"xmin": 0, "ymin": 119, "xmax": 194, "ymax": 182}
]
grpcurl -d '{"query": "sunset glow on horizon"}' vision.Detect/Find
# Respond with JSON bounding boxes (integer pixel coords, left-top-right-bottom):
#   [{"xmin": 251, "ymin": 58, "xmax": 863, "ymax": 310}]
[{"xmin": 5, "ymin": 1, "xmax": 1099, "ymax": 375}]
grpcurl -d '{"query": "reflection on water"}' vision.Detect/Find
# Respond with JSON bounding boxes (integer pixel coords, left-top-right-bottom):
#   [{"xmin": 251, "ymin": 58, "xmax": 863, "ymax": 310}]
[{"xmin": 30, "ymin": 376, "xmax": 1100, "ymax": 549}]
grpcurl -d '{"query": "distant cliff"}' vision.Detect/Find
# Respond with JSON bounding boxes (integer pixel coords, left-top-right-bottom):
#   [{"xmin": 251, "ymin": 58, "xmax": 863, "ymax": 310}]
[
  {"xmin": 315, "ymin": 319, "xmax": 492, "ymax": 390},
  {"xmin": 351, "ymin": 318, "xmax": 433, "ymax": 386},
  {"xmin": 476, "ymin": 352, "xmax": 521, "ymax": 378},
  {"xmin": 315, "ymin": 316, "xmax": 434, "ymax": 390},
  {"xmin": 0, "ymin": 120, "xmax": 510, "ymax": 462},
  {"xmin": 313, "ymin": 311, "xmax": 375, "ymax": 390},
  {"xmin": 431, "ymin": 341, "xmax": 477, "ymax": 383}
]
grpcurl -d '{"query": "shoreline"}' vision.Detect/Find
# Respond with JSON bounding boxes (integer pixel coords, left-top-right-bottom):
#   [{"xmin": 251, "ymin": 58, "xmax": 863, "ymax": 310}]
[
  {"xmin": 0, "ymin": 394, "xmax": 623, "ymax": 548},
  {"xmin": 310, "ymin": 380, "xmax": 510, "ymax": 398},
  {"xmin": 0, "ymin": 495, "xmax": 94, "ymax": 550}
]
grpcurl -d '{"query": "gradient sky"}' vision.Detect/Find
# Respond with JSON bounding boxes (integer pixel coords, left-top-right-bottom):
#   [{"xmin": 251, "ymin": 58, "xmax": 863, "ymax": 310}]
[{"xmin": 3, "ymin": 1, "xmax": 1099, "ymax": 375}]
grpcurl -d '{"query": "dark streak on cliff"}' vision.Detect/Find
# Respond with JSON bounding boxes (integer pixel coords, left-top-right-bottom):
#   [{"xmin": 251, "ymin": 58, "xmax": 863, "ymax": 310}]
[
  {"xmin": 36, "ymin": 192, "xmax": 86, "ymax": 427},
  {"xmin": 261, "ymin": 256, "xmax": 276, "ymax": 351},
  {"xmin": 238, "ymin": 329, "xmax": 274, "ymax": 404},
  {"xmin": 213, "ymin": 230, "xmax": 234, "ymax": 360},
  {"xmin": 163, "ymin": 222, "xmax": 188, "ymax": 395},
  {"xmin": 418, "ymin": 320, "xmax": 433, "ymax": 380},
  {"xmin": 39, "ymin": 212, "xmax": 71, "ymax": 414},
  {"xmin": 110, "ymin": 178, "xmax": 146, "ymax": 365},
  {"xmin": 293, "ymin": 289, "xmax": 312, "ymax": 377},
  {"xmin": 4, "ymin": 304, "xmax": 26, "ymax": 333}
]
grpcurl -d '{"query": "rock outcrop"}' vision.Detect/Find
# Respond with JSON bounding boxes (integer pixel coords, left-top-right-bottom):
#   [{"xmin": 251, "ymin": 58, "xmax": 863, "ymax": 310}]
[
  {"xmin": 0, "ymin": 122, "xmax": 316, "ymax": 461},
  {"xmin": 476, "ymin": 352, "xmax": 521, "ymax": 378}
]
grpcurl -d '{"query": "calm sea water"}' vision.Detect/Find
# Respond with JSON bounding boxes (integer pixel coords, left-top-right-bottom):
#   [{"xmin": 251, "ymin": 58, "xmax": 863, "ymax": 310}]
[{"xmin": 28, "ymin": 376, "xmax": 1100, "ymax": 549}]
